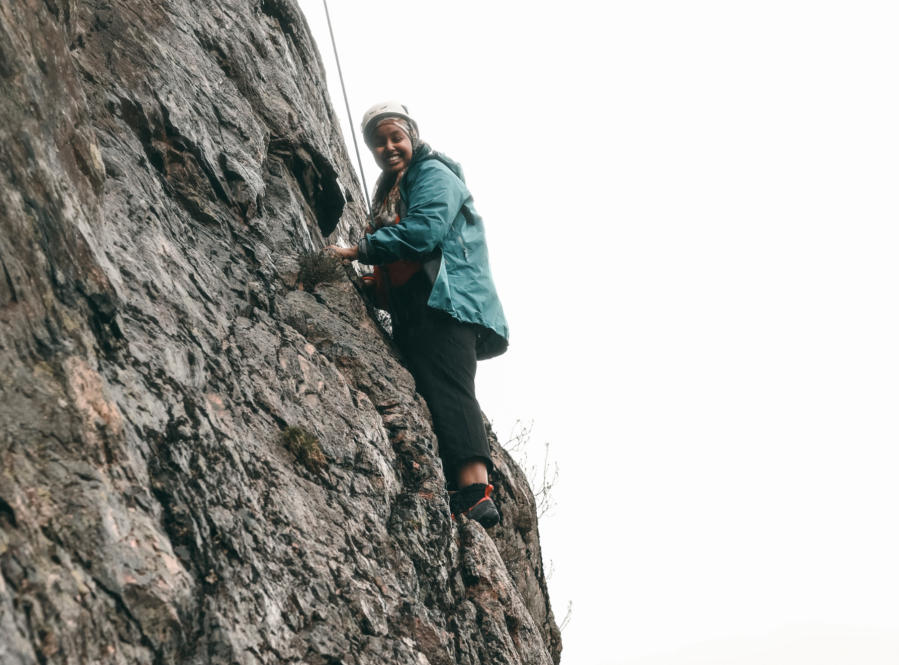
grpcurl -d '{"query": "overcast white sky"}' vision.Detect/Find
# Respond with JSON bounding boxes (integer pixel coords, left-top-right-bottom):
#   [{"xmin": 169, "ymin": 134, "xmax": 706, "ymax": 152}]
[{"xmin": 297, "ymin": 1, "xmax": 899, "ymax": 662}]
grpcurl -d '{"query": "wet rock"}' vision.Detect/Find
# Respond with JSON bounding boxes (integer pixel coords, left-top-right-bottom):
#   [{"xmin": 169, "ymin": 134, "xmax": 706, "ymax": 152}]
[{"xmin": 0, "ymin": 0, "xmax": 561, "ymax": 663}]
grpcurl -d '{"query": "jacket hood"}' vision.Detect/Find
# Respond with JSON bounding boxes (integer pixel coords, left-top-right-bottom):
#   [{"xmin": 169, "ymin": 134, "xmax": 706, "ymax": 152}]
[{"xmin": 409, "ymin": 144, "xmax": 467, "ymax": 184}]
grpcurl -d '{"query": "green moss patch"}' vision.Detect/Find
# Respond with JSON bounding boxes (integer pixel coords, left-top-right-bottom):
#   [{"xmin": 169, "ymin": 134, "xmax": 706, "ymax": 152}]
[{"xmin": 282, "ymin": 425, "xmax": 327, "ymax": 472}]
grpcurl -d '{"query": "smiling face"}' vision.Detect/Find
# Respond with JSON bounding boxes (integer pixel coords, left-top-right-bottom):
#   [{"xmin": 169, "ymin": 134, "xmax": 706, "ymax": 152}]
[{"xmin": 370, "ymin": 120, "xmax": 414, "ymax": 175}]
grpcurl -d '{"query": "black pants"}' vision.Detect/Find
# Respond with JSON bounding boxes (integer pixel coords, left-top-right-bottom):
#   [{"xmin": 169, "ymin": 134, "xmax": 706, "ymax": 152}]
[{"xmin": 395, "ymin": 309, "xmax": 493, "ymax": 490}]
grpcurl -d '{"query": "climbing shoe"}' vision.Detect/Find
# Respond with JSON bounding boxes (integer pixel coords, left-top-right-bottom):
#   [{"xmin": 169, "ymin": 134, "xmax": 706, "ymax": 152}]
[{"xmin": 450, "ymin": 483, "xmax": 500, "ymax": 529}]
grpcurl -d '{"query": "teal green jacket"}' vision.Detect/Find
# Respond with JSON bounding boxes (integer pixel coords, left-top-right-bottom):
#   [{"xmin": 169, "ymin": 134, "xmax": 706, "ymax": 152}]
[{"xmin": 357, "ymin": 150, "xmax": 509, "ymax": 359}]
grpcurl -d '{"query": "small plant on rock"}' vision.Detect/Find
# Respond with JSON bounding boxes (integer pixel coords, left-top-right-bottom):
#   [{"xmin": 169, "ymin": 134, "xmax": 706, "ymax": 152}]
[
  {"xmin": 282, "ymin": 425, "xmax": 327, "ymax": 472},
  {"xmin": 296, "ymin": 251, "xmax": 343, "ymax": 292},
  {"xmin": 504, "ymin": 420, "xmax": 559, "ymax": 519}
]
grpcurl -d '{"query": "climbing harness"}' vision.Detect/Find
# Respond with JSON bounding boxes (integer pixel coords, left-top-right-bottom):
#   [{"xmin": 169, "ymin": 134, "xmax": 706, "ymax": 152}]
[{"xmin": 322, "ymin": 0, "xmax": 377, "ymax": 231}]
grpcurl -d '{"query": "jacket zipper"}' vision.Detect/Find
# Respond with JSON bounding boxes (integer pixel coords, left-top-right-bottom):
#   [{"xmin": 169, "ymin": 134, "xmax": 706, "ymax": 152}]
[{"xmin": 456, "ymin": 231, "xmax": 469, "ymax": 260}]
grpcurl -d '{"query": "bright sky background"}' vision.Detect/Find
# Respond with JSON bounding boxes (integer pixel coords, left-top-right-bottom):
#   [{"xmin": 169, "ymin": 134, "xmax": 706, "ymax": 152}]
[{"xmin": 297, "ymin": 1, "xmax": 899, "ymax": 662}]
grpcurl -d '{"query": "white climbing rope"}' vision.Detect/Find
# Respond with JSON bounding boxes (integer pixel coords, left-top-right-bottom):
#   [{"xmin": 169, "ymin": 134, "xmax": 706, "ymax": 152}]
[{"xmin": 321, "ymin": 0, "xmax": 376, "ymax": 231}]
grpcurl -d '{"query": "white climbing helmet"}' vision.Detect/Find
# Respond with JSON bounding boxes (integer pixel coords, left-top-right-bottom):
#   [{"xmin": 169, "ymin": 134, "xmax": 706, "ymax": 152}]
[{"xmin": 360, "ymin": 101, "xmax": 418, "ymax": 146}]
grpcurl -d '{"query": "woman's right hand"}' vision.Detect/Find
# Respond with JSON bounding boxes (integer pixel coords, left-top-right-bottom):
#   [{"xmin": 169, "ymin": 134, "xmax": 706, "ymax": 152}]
[
  {"xmin": 325, "ymin": 245, "xmax": 359, "ymax": 262},
  {"xmin": 363, "ymin": 224, "xmax": 375, "ymax": 236}
]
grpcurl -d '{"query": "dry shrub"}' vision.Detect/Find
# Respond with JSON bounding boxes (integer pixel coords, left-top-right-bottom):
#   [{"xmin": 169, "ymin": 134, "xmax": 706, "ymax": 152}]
[
  {"xmin": 297, "ymin": 251, "xmax": 343, "ymax": 292},
  {"xmin": 504, "ymin": 420, "xmax": 558, "ymax": 519}
]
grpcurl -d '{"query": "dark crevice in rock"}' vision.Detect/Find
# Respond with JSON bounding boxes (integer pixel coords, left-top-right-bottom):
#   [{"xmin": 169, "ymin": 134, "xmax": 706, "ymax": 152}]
[
  {"xmin": 0, "ymin": 497, "xmax": 18, "ymax": 530},
  {"xmin": 118, "ymin": 95, "xmax": 239, "ymax": 231},
  {"xmin": 267, "ymin": 136, "xmax": 346, "ymax": 238},
  {"xmin": 0, "ymin": 256, "xmax": 17, "ymax": 308},
  {"xmin": 257, "ymin": 0, "xmax": 305, "ymax": 59}
]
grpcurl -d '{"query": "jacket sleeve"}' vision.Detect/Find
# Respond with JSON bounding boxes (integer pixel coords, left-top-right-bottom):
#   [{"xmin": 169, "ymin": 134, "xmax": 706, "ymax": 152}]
[{"xmin": 358, "ymin": 163, "xmax": 465, "ymax": 265}]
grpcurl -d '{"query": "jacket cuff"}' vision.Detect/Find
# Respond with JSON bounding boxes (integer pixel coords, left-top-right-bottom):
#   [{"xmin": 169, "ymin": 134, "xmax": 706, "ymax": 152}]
[{"xmin": 357, "ymin": 237, "xmax": 374, "ymax": 265}]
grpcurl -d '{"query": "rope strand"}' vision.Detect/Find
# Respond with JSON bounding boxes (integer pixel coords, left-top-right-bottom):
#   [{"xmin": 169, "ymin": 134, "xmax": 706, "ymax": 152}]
[{"xmin": 322, "ymin": 0, "xmax": 376, "ymax": 231}]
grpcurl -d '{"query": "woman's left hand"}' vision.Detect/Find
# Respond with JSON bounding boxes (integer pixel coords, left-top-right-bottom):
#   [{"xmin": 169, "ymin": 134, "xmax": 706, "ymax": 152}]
[{"xmin": 325, "ymin": 245, "xmax": 359, "ymax": 262}]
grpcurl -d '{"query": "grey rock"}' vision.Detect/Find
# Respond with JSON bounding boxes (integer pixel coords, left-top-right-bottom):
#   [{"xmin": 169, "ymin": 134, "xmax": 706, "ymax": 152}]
[{"xmin": 0, "ymin": 0, "xmax": 562, "ymax": 663}]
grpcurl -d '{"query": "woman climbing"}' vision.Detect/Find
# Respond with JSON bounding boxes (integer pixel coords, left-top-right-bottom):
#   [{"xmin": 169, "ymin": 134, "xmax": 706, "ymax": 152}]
[{"xmin": 327, "ymin": 101, "xmax": 509, "ymax": 529}]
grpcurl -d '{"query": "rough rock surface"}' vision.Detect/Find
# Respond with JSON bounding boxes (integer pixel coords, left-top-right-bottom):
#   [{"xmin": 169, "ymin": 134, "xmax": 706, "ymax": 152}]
[{"xmin": 0, "ymin": 0, "xmax": 561, "ymax": 663}]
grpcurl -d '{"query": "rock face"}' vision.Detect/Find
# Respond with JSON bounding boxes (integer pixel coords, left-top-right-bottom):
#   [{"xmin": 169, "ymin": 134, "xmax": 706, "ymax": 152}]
[{"xmin": 0, "ymin": 0, "xmax": 561, "ymax": 663}]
